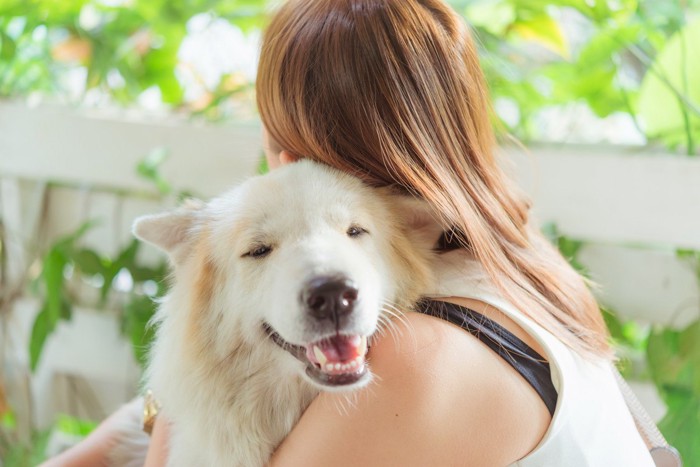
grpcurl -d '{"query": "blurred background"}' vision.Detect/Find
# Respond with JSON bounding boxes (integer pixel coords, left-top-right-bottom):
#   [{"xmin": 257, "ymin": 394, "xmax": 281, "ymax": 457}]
[{"xmin": 0, "ymin": 0, "xmax": 698, "ymax": 464}]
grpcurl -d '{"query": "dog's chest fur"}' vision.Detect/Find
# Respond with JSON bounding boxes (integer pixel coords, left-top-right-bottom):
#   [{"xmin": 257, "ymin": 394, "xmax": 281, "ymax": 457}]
[{"xmin": 149, "ymin": 298, "xmax": 319, "ymax": 466}]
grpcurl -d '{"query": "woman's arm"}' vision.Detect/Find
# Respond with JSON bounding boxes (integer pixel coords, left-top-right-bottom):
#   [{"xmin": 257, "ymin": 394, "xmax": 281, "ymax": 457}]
[
  {"xmin": 39, "ymin": 398, "xmax": 143, "ymax": 467},
  {"xmin": 270, "ymin": 309, "xmax": 550, "ymax": 466},
  {"xmin": 144, "ymin": 414, "xmax": 170, "ymax": 466}
]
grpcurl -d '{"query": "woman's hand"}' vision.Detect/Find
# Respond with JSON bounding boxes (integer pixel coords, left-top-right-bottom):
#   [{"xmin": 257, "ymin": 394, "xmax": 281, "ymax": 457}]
[{"xmin": 39, "ymin": 397, "xmax": 143, "ymax": 467}]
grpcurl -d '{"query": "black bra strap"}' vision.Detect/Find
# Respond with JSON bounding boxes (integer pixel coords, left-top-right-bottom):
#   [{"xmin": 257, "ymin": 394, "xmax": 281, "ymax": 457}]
[{"xmin": 417, "ymin": 299, "xmax": 558, "ymax": 417}]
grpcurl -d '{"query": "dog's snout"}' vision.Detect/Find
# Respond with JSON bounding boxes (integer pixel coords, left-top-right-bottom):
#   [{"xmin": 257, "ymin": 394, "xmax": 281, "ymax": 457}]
[{"xmin": 304, "ymin": 276, "xmax": 358, "ymax": 323}]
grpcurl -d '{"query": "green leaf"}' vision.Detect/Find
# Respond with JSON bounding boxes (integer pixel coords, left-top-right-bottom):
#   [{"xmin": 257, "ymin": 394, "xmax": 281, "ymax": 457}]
[
  {"xmin": 678, "ymin": 321, "xmax": 700, "ymax": 394},
  {"xmin": 603, "ymin": 307, "xmax": 625, "ymax": 342},
  {"xmin": 99, "ymin": 240, "xmax": 141, "ymax": 303},
  {"xmin": 647, "ymin": 327, "xmax": 685, "ymax": 394},
  {"xmin": 141, "ymin": 24, "xmax": 185, "ymax": 104},
  {"xmin": 72, "ymin": 249, "xmax": 105, "ymax": 276},
  {"xmin": 675, "ymin": 248, "xmax": 699, "ymax": 261},
  {"xmin": 115, "ymin": 239, "xmax": 140, "ymax": 270},
  {"xmin": 29, "ymin": 305, "xmax": 56, "ymax": 371},
  {"xmin": 2, "ymin": 429, "xmax": 51, "ymax": 467},
  {"xmin": 557, "ymin": 235, "xmax": 583, "ymax": 261},
  {"xmin": 657, "ymin": 393, "xmax": 700, "ymax": 465},
  {"xmin": 511, "ymin": 14, "xmax": 569, "ymax": 58},
  {"xmin": 258, "ymin": 152, "xmax": 269, "ymax": 175},
  {"xmin": 55, "ymin": 221, "xmax": 97, "ymax": 250},
  {"xmin": 123, "ymin": 295, "xmax": 157, "ymax": 368},
  {"xmin": 638, "ymin": 18, "xmax": 700, "ymax": 154},
  {"xmin": 59, "ymin": 298, "xmax": 72, "ymax": 321},
  {"xmin": 43, "ymin": 248, "xmax": 67, "ymax": 325},
  {"xmin": 136, "ymin": 147, "xmax": 172, "ymax": 195},
  {"xmin": 0, "ymin": 31, "xmax": 17, "ymax": 61},
  {"xmin": 464, "ymin": 1, "xmax": 516, "ymax": 36},
  {"xmin": 137, "ymin": 147, "xmax": 169, "ymax": 174},
  {"xmin": 540, "ymin": 222, "xmax": 559, "ymax": 244},
  {"xmin": 647, "ymin": 319, "xmax": 700, "ymax": 408},
  {"xmin": 541, "ymin": 24, "xmax": 643, "ymax": 118},
  {"xmin": 55, "ymin": 414, "xmax": 97, "ymax": 437},
  {"xmin": 1, "ymin": 410, "xmax": 16, "ymax": 430},
  {"xmin": 129, "ymin": 263, "xmax": 166, "ymax": 283}
]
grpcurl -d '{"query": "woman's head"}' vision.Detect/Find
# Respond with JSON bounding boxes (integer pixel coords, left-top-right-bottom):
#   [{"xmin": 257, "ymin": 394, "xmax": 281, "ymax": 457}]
[
  {"xmin": 259, "ymin": 0, "xmax": 493, "ymax": 188},
  {"xmin": 257, "ymin": 0, "xmax": 610, "ymax": 357}
]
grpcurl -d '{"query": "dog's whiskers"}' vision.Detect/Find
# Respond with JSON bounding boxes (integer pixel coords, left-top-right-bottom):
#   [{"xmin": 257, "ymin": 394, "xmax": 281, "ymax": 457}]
[
  {"xmin": 333, "ymin": 395, "xmax": 351, "ymax": 417},
  {"xmin": 376, "ymin": 314, "xmax": 402, "ymax": 344},
  {"xmin": 380, "ymin": 301, "xmax": 412, "ymax": 331},
  {"xmin": 380, "ymin": 300, "xmax": 411, "ymax": 327},
  {"xmin": 378, "ymin": 299, "xmax": 419, "ymax": 349},
  {"xmin": 330, "ymin": 388, "xmax": 361, "ymax": 417},
  {"xmin": 380, "ymin": 311, "xmax": 407, "ymax": 339}
]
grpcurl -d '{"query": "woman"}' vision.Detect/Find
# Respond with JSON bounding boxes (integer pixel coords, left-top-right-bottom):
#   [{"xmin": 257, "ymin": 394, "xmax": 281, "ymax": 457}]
[{"xmin": 46, "ymin": 0, "xmax": 654, "ymax": 465}]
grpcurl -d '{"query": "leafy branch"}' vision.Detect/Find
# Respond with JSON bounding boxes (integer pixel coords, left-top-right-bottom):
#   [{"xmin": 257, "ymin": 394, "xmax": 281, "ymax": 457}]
[{"xmin": 29, "ymin": 223, "xmax": 168, "ymax": 371}]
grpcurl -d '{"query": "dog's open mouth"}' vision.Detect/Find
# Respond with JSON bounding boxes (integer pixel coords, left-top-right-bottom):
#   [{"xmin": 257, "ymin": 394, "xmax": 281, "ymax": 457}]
[{"xmin": 263, "ymin": 323, "xmax": 370, "ymax": 388}]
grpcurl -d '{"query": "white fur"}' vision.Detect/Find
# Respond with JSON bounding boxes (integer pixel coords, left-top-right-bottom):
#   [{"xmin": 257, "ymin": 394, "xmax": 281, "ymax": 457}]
[{"xmin": 131, "ymin": 161, "xmax": 436, "ymax": 466}]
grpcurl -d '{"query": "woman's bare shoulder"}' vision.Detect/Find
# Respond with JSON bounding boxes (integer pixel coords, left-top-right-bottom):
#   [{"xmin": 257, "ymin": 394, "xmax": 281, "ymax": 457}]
[{"xmin": 270, "ymin": 308, "xmax": 551, "ymax": 466}]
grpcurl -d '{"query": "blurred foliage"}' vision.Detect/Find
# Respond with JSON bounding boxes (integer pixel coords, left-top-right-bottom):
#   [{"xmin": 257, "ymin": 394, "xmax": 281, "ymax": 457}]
[
  {"xmin": 648, "ymin": 320, "xmax": 700, "ymax": 463},
  {"xmin": 0, "ymin": 428, "xmax": 50, "ymax": 467},
  {"xmin": 0, "ymin": 413, "xmax": 97, "ymax": 465},
  {"xmin": 27, "ymin": 150, "xmax": 180, "ymax": 372},
  {"xmin": 448, "ymin": 0, "xmax": 700, "ymax": 154},
  {"xmin": 0, "ymin": 0, "xmax": 698, "ymax": 151},
  {"xmin": 9, "ymin": 152, "xmax": 179, "ymax": 461},
  {"xmin": 646, "ymin": 249, "xmax": 700, "ymax": 462},
  {"xmin": 137, "ymin": 147, "xmax": 172, "ymax": 195},
  {"xmin": 29, "ymin": 221, "xmax": 168, "ymax": 371},
  {"xmin": 0, "ymin": 0, "xmax": 271, "ymax": 117}
]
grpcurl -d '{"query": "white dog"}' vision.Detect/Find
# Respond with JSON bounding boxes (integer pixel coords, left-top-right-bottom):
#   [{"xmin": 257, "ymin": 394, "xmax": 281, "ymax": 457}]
[{"xmin": 131, "ymin": 160, "xmax": 437, "ymax": 466}]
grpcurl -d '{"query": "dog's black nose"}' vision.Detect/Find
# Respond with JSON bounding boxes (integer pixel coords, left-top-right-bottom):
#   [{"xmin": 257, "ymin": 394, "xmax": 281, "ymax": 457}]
[{"xmin": 304, "ymin": 276, "xmax": 358, "ymax": 323}]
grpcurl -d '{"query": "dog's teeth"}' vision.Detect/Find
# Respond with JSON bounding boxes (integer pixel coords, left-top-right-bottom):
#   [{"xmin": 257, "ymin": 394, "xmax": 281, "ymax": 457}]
[
  {"xmin": 358, "ymin": 336, "xmax": 367, "ymax": 356},
  {"xmin": 325, "ymin": 363, "xmax": 335, "ymax": 372},
  {"xmin": 313, "ymin": 346, "xmax": 327, "ymax": 366},
  {"xmin": 350, "ymin": 360, "xmax": 358, "ymax": 368},
  {"xmin": 334, "ymin": 363, "xmax": 342, "ymax": 371}
]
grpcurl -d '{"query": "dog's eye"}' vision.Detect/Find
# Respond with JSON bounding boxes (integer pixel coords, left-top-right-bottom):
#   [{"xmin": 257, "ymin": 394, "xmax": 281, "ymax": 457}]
[
  {"xmin": 246, "ymin": 245, "xmax": 272, "ymax": 258},
  {"xmin": 347, "ymin": 225, "xmax": 368, "ymax": 238}
]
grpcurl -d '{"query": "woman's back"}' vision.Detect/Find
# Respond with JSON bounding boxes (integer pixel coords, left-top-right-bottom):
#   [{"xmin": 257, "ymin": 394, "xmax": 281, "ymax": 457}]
[{"xmin": 429, "ymin": 250, "xmax": 655, "ymax": 466}]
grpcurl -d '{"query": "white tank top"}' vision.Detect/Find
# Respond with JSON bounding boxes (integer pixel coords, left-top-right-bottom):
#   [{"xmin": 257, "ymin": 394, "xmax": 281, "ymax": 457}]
[{"xmin": 427, "ymin": 250, "xmax": 655, "ymax": 466}]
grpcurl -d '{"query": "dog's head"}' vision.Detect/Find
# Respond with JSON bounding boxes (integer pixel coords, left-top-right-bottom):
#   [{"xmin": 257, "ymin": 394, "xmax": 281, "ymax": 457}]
[{"xmin": 134, "ymin": 160, "xmax": 439, "ymax": 391}]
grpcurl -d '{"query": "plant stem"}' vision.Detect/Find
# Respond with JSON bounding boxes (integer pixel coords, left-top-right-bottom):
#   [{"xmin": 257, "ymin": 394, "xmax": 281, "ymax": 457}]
[
  {"xmin": 627, "ymin": 44, "xmax": 700, "ymax": 118},
  {"xmin": 620, "ymin": 86, "xmax": 645, "ymax": 136},
  {"xmin": 678, "ymin": 27, "xmax": 696, "ymax": 155}
]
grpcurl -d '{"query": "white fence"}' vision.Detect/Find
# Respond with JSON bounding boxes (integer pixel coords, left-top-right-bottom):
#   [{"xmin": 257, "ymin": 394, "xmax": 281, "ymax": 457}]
[
  {"xmin": 507, "ymin": 146, "xmax": 700, "ymax": 328},
  {"xmin": 1, "ymin": 102, "xmax": 698, "ymax": 434}
]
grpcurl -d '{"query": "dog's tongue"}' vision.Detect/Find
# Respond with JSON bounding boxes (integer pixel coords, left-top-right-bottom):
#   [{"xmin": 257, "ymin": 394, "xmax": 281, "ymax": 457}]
[{"xmin": 306, "ymin": 335, "xmax": 368, "ymax": 374}]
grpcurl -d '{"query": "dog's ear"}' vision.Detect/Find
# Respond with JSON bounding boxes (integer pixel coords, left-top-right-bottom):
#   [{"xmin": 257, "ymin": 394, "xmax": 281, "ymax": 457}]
[
  {"xmin": 132, "ymin": 199, "xmax": 205, "ymax": 263},
  {"xmin": 388, "ymin": 194, "xmax": 446, "ymax": 250}
]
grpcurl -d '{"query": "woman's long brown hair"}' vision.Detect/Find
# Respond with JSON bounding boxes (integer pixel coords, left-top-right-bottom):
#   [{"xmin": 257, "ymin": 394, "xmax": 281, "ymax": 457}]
[{"xmin": 257, "ymin": 0, "xmax": 611, "ymax": 357}]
